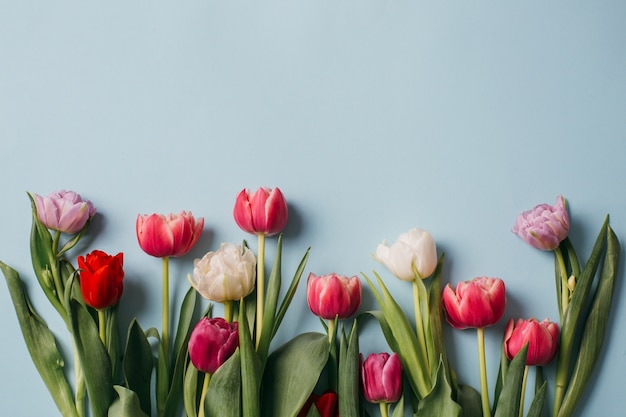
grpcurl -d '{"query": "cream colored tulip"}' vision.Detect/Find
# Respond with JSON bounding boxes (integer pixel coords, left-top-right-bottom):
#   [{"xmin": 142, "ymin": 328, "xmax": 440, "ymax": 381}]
[{"xmin": 374, "ymin": 228, "xmax": 437, "ymax": 281}]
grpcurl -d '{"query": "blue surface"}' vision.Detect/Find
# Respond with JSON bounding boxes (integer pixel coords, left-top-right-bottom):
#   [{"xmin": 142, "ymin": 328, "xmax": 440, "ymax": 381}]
[{"xmin": 1, "ymin": 2, "xmax": 625, "ymax": 416}]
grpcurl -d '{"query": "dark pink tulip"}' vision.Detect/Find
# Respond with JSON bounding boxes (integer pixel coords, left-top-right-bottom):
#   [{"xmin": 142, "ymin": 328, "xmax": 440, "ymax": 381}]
[
  {"xmin": 136, "ymin": 211, "xmax": 204, "ymax": 258},
  {"xmin": 188, "ymin": 317, "xmax": 239, "ymax": 374},
  {"xmin": 504, "ymin": 318, "xmax": 559, "ymax": 366},
  {"xmin": 442, "ymin": 276, "xmax": 506, "ymax": 329},
  {"xmin": 361, "ymin": 352, "xmax": 403, "ymax": 404},
  {"xmin": 307, "ymin": 273, "xmax": 362, "ymax": 320},
  {"xmin": 233, "ymin": 187, "xmax": 288, "ymax": 236},
  {"xmin": 32, "ymin": 190, "xmax": 96, "ymax": 234},
  {"xmin": 512, "ymin": 196, "xmax": 570, "ymax": 251}
]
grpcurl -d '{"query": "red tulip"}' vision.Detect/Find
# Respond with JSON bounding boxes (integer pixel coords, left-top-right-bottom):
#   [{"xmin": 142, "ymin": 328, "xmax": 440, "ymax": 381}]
[
  {"xmin": 136, "ymin": 211, "xmax": 204, "ymax": 257},
  {"xmin": 297, "ymin": 390, "xmax": 338, "ymax": 417},
  {"xmin": 504, "ymin": 318, "xmax": 559, "ymax": 366},
  {"xmin": 442, "ymin": 276, "xmax": 506, "ymax": 329},
  {"xmin": 361, "ymin": 352, "xmax": 403, "ymax": 404},
  {"xmin": 307, "ymin": 273, "xmax": 362, "ymax": 320},
  {"xmin": 33, "ymin": 190, "xmax": 96, "ymax": 234},
  {"xmin": 233, "ymin": 187, "xmax": 288, "ymax": 236},
  {"xmin": 77, "ymin": 250, "xmax": 124, "ymax": 310},
  {"xmin": 188, "ymin": 317, "xmax": 239, "ymax": 374}
]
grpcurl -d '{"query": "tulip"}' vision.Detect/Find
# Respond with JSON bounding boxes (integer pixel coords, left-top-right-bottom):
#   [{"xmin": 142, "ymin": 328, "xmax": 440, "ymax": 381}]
[
  {"xmin": 374, "ymin": 227, "xmax": 438, "ymax": 281},
  {"xmin": 512, "ymin": 195, "xmax": 569, "ymax": 251},
  {"xmin": 188, "ymin": 317, "xmax": 239, "ymax": 375},
  {"xmin": 361, "ymin": 352, "xmax": 403, "ymax": 404},
  {"xmin": 297, "ymin": 390, "xmax": 338, "ymax": 417},
  {"xmin": 77, "ymin": 250, "xmax": 124, "ymax": 310},
  {"xmin": 188, "ymin": 243, "xmax": 256, "ymax": 303},
  {"xmin": 136, "ymin": 211, "xmax": 204, "ymax": 258},
  {"xmin": 442, "ymin": 276, "xmax": 506, "ymax": 329},
  {"xmin": 307, "ymin": 273, "xmax": 362, "ymax": 320},
  {"xmin": 442, "ymin": 276, "xmax": 506, "ymax": 417},
  {"xmin": 32, "ymin": 190, "xmax": 96, "ymax": 234},
  {"xmin": 504, "ymin": 318, "xmax": 559, "ymax": 366},
  {"xmin": 233, "ymin": 187, "xmax": 288, "ymax": 237}
]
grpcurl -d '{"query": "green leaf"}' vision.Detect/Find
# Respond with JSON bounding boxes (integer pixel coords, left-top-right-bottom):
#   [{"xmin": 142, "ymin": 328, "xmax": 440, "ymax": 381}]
[
  {"xmin": 426, "ymin": 254, "xmax": 447, "ymax": 379},
  {"xmin": 183, "ymin": 363, "xmax": 200, "ymax": 417},
  {"xmin": 391, "ymin": 394, "xmax": 405, "ymax": 417},
  {"xmin": 0, "ymin": 261, "xmax": 78, "ymax": 417},
  {"xmin": 123, "ymin": 320, "xmax": 153, "ymax": 417},
  {"xmin": 258, "ymin": 235, "xmax": 283, "ymax": 362},
  {"xmin": 205, "ymin": 349, "xmax": 242, "ymax": 417},
  {"xmin": 492, "ymin": 337, "xmax": 509, "ymax": 415},
  {"xmin": 240, "ymin": 298, "xmax": 262, "ymax": 417},
  {"xmin": 494, "ymin": 344, "xmax": 528, "ymax": 417},
  {"xmin": 457, "ymin": 384, "xmax": 482, "ymax": 417},
  {"xmin": 338, "ymin": 322, "xmax": 359, "ymax": 417},
  {"xmin": 557, "ymin": 225, "xmax": 620, "ymax": 417},
  {"xmin": 68, "ymin": 298, "xmax": 114, "ymax": 417},
  {"xmin": 107, "ymin": 385, "xmax": 149, "ymax": 417},
  {"xmin": 526, "ymin": 381, "xmax": 547, "ymax": 417},
  {"xmin": 414, "ymin": 359, "xmax": 461, "ymax": 417},
  {"xmin": 262, "ymin": 332, "xmax": 330, "ymax": 417}
]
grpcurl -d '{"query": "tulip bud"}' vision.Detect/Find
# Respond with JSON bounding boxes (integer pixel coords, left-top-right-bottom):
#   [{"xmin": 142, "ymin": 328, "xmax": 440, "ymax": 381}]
[
  {"xmin": 188, "ymin": 243, "xmax": 256, "ymax": 302},
  {"xmin": 442, "ymin": 276, "xmax": 506, "ymax": 329},
  {"xmin": 361, "ymin": 352, "xmax": 403, "ymax": 404},
  {"xmin": 32, "ymin": 190, "xmax": 96, "ymax": 234},
  {"xmin": 77, "ymin": 250, "xmax": 124, "ymax": 310},
  {"xmin": 307, "ymin": 273, "xmax": 362, "ymax": 320},
  {"xmin": 233, "ymin": 187, "xmax": 288, "ymax": 236},
  {"xmin": 374, "ymin": 227, "xmax": 438, "ymax": 281},
  {"xmin": 188, "ymin": 317, "xmax": 239, "ymax": 374},
  {"xmin": 512, "ymin": 195, "xmax": 570, "ymax": 251},
  {"xmin": 136, "ymin": 211, "xmax": 204, "ymax": 258},
  {"xmin": 504, "ymin": 318, "xmax": 559, "ymax": 366},
  {"xmin": 297, "ymin": 390, "xmax": 338, "ymax": 417}
]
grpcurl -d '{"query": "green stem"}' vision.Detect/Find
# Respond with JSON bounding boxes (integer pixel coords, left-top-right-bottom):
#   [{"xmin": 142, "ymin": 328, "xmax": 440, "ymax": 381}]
[
  {"xmin": 162, "ymin": 256, "xmax": 170, "ymax": 363},
  {"xmin": 98, "ymin": 310, "xmax": 107, "ymax": 345},
  {"xmin": 224, "ymin": 300, "xmax": 233, "ymax": 323},
  {"xmin": 477, "ymin": 327, "xmax": 491, "ymax": 417},
  {"xmin": 327, "ymin": 319, "xmax": 336, "ymax": 345},
  {"xmin": 519, "ymin": 366, "xmax": 529, "ymax": 417},
  {"xmin": 379, "ymin": 402, "xmax": 390, "ymax": 417},
  {"xmin": 198, "ymin": 373, "xmax": 211, "ymax": 417},
  {"xmin": 412, "ymin": 279, "xmax": 430, "ymax": 370},
  {"xmin": 255, "ymin": 233, "xmax": 266, "ymax": 349},
  {"xmin": 554, "ymin": 247, "xmax": 569, "ymax": 320}
]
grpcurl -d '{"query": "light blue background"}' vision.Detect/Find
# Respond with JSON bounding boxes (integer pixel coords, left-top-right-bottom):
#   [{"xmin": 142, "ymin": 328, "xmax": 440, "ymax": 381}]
[{"xmin": 1, "ymin": 2, "xmax": 625, "ymax": 416}]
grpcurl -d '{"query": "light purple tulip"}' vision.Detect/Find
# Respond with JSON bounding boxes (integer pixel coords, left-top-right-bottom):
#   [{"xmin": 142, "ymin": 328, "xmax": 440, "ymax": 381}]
[
  {"xmin": 33, "ymin": 190, "xmax": 96, "ymax": 234},
  {"xmin": 512, "ymin": 196, "xmax": 570, "ymax": 251}
]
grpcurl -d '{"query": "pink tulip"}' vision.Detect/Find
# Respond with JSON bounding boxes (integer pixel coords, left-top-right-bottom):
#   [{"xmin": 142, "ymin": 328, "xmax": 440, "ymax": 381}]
[
  {"xmin": 136, "ymin": 211, "xmax": 204, "ymax": 258},
  {"xmin": 32, "ymin": 190, "xmax": 96, "ymax": 234},
  {"xmin": 504, "ymin": 318, "xmax": 559, "ymax": 366},
  {"xmin": 233, "ymin": 187, "xmax": 288, "ymax": 236},
  {"xmin": 361, "ymin": 352, "xmax": 403, "ymax": 404},
  {"xmin": 188, "ymin": 317, "xmax": 239, "ymax": 374},
  {"xmin": 442, "ymin": 277, "xmax": 506, "ymax": 329},
  {"xmin": 512, "ymin": 196, "xmax": 569, "ymax": 251},
  {"xmin": 307, "ymin": 273, "xmax": 362, "ymax": 320}
]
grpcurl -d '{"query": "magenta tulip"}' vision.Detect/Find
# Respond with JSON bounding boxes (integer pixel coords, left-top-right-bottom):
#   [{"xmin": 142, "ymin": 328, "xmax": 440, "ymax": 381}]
[
  {"xmin": 188, "ymin": 317, "xmax": 239, "ymax": 374},
  {"xmin": 361, "ymin": 352, "xmax": 403, "ymax": 404},
  {"xmin": 504, "ymin": 318, "xmax": 559, "ymax": 366},
  {"xmin": 512, "ymin": 195, "xmax": 570, "ymax": 251},
  {"xmin": 233, "ymin": 187, "xmax": 288, "ymax": 236},
  {"xmin": 307, "ymin": 273, "xmax": 362, "ymax": 320},
  {"xmin": 136, "ymin": 211, "xmax": 204, "ymax": 258},
  {"xmin": 442, "ymin": 277, "xmax": 506, "ymax": 329},
  {"xmin": 32, "ymin": 190, "xmax": 96, "ymax": 234}
]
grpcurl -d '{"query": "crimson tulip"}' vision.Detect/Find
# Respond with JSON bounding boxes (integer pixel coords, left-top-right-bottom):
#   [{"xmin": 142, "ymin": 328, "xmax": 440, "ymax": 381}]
[
  {"xmin": 233, "ymin": 187, "xmax": 288, "ymax": 236},
  {"xmin": 504, "ymin": 318, "xmax": 559, "ymax": 366},
  {"xmin": 136, "ymin": 211, "xmax": 204, "ymax": 257},
  {"xmin": 188, "ymin": 317, "xmax": 239, "ymax": 374},
  {"xmin": 361, "ymin": 352, "xmax": 403, "ymax": 404},
  {"xmin": 442, "ymin": 276, "xmax": 506, "ymax": 329},
  {"xmin": 33, "ymin": 190, "xmax": 96, "ymax": 234},
  {"xmin": 297, "ymin": 390, "xmax": 338, "ymax": 417},
  {"xmin": 512, "ymin": 195, "xmax": 569, "ymax": 251},
  {"xmin": 77, "ymin": 250, "xmax": 124, "ymax": 310},
  {"xmin": 307, "ymin": 273, "xmax": 362, "ymax": 320}
]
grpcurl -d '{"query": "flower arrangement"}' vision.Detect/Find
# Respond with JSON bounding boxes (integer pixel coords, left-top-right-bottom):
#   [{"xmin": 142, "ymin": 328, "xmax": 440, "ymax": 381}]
[{"xmin": 1, "ymin": 190, "xmax": 619, "ymax": 417}]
